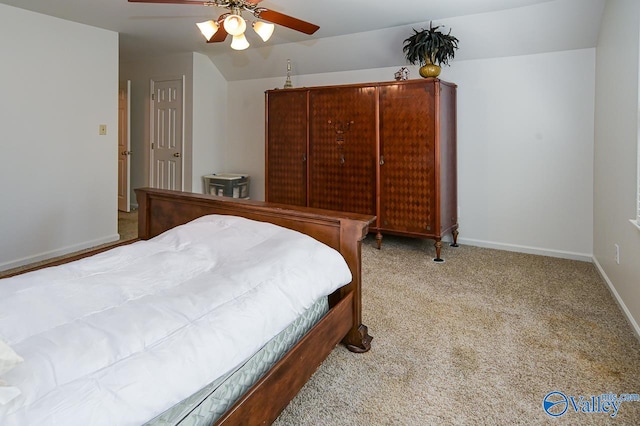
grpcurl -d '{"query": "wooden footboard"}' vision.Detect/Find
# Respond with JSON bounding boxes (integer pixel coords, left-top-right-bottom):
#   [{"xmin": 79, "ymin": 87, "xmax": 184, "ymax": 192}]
[{"xmin": 135, "ymin": 188, "xmax": 375, "ymax": 424}]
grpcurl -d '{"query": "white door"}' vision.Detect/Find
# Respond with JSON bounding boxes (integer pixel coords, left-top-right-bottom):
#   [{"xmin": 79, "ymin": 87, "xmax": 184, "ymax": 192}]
[
  {"xmin": 118, "ymin": 80, "xmax": 131, "ymax": 212},
  {"xmin": 150, "ymin": 77, "xmax": 184, "ymax": 190}
]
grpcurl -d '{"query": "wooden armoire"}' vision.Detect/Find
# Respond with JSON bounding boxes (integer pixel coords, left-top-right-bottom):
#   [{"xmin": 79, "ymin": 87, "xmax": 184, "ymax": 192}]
[{"xmin": 265, "ymin": 78, "xmax": 458, "ymax": 261}]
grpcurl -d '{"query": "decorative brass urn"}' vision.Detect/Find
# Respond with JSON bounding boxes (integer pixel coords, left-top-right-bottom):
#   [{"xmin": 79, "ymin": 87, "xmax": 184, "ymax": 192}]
[{"xmin": 419, "ymin": 57, "xmax": 441, "ymax": 78}]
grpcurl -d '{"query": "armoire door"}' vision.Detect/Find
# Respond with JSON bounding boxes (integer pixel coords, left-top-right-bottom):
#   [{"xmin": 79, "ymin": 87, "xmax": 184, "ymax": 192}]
[
  {"xmin": 308, "ymin": 86, "xmax": 377, "ymax": 215},
  {"xmin": 379, "ymin": 81, "xmax": 438, "ymax": 235},
  {"xmin": 265, "ymin": 89, "xmax": 308, "ymax": 206}
]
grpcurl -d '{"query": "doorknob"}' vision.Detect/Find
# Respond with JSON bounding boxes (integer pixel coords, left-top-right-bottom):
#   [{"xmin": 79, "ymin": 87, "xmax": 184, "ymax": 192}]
[
  {"xmin": 173, "ymin": 153, "xmax": 181, "ymax": 158},
  {"xmin": 121, "ymin": 150, "xmax": 132, "ymax": 156}
]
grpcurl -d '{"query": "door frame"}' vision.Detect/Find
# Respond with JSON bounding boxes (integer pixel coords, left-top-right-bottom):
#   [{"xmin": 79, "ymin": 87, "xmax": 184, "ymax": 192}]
[
  {"xmin": 149, "ymin": 75, "xmax": 186, "ymax": 190},
  {"xmin": 118, "ymin": 80, "xmax": 131, "ymax": 212}
]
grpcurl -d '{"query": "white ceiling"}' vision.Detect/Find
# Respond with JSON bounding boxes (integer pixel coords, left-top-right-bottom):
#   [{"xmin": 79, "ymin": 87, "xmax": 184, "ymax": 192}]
[{"xmin": 0, "ymin": 0, "xmax": 605, "ymax": 81}]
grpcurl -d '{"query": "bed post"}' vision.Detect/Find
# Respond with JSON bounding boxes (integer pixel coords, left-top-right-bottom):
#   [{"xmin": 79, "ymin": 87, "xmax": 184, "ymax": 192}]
[
  {"xmin": 136, "ymin": 189, "xmax": 150, "ymax": 239},
  {"xmin": 336, "ymin": 218, "xmax": 373, "ymax": 353}
]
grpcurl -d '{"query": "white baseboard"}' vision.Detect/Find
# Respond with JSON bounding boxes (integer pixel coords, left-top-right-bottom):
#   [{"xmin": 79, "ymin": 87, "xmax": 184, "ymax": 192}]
[
  {"xmin": 593, "ymin": 257, "xmax": 640, "ymax": 341},
  {"xmin": 0, "ymin": 234, "xmax": 120, "ymax": 272},
  {"xmin": 457, "ymin": 237, "xmax": 593, "ymax": 262}
]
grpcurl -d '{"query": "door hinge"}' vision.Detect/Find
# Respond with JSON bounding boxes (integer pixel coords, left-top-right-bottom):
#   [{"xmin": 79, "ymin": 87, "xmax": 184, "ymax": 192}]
[
  {"xmin": 151, "ymin": 93, "xmax": 155, "ymax": 101},
  {"xmin": 151, "ymin": 143, "xmax": 155, "ymax": 150}
]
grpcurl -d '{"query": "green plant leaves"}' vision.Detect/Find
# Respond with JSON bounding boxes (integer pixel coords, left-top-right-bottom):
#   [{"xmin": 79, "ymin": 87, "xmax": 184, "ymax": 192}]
[{"xmin": 402, "ymin": 22, "xmax": 459, "ymax": 67}]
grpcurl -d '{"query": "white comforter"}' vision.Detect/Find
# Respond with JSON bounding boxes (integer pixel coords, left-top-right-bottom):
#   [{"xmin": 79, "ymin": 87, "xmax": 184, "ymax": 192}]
[{"xmin": 0, "ymin": 215, "xmax": 352, "ymax": 426}]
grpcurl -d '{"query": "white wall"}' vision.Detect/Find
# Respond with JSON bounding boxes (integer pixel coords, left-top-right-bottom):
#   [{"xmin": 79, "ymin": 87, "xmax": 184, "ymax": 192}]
[
  {"xmin": 226, "ymin": 49, "xmax": 595, "ymax": 261},
  {"xmin": 0, "ymin": 4, "xmax": 119, "ymax": 271},
  {"xmin": 447, "ymin": 49, "xmax": 595, "ymax": 261},
  {"xmin": 593, "ymin": 0, "xmax": 640, "ymax": 337},
  {"xmin": 192, "ymin": 52, "xmax": 228, "ymax": 194}
]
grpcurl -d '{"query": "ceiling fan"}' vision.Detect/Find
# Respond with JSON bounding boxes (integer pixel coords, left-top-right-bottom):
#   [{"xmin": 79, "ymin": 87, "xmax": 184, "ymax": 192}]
[{"xmin": 128, "ymin": 0, "xmax": 320, "ymax": 50}]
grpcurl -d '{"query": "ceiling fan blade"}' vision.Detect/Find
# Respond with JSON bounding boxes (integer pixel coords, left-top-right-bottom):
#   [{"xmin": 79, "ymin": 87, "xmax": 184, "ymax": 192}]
[
  {"xmin": 256, "ymin": 9, "xmax": 319, "ymax": 35},
  {"xmin": 207, "ymin": 25, "xmax": 228, "ymax": 43},
  {"xmin": 128, "ymin": 0, "xmax": 209, "ymax": 5}
]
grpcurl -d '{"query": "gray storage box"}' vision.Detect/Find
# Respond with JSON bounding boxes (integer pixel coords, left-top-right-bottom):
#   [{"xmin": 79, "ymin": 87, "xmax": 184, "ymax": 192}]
[{"xmin": 203, "ymin": 173, "xmax": 250, "ymax": 199}]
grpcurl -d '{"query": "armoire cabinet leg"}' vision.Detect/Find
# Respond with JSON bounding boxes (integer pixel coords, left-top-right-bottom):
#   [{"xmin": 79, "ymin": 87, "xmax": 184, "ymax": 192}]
[
  {"xmin": 451, "ymin": 228, "xmax": 459, "ymax": 247},
  {"xmin": 433, "ymin": 240, "xmax": 444, "ymax": 262},
  {"xmin": 376, "ymin": 232, "xmax": 383, "ymax": 249}
]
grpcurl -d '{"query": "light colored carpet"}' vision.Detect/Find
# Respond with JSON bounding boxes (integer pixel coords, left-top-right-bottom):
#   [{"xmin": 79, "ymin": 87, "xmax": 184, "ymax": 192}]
[
  {"xmin": 274, "ymin": 235, "xmax": 640, "ymax": 425},
  {"xmin": 117, "ymin": 209, "xmax": 139, "ymax": 241}
]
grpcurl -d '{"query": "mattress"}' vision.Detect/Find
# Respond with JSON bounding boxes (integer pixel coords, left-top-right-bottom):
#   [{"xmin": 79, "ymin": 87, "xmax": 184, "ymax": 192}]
[
  {"xmin": 0, "ymin": 215, "xmax": 352, "ymax": 426},
  {"xmin": 146, "ymin": 296, "xmax": 329, "ymax": 426}
]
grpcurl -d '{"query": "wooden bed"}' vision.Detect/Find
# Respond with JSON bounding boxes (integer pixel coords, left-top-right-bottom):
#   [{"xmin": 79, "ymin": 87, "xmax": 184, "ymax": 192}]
[
  {"xmin": 2, "ymin": 188, "xmax": 374, "ymax": 424},
  {"xmin": 139, "ymin": 188, "xmax": 374, "ymax": 424},
  {"xmin": 5, "ymin": 188, "xmax": 374, "ymax": 425}
]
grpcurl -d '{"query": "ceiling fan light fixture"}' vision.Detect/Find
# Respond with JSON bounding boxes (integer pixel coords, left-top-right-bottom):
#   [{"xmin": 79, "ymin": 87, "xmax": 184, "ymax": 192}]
[
  {"xmin": 132, "ymin": 0, "xmax": 319, "ymax": 50},
  {"xmin": 196, "ymin": 20, "xmax": 219, "ymax": 41},
  {"xmin": 223, "ymin": 14, "xmax": 247, "ymax": 36},
  {"xmin": 230, "ymin": 33, "xmax": 250, "ymax": 50},
  {"xmin": 253, "ymin": 21, "xmax": 275, "ymax": 42}
]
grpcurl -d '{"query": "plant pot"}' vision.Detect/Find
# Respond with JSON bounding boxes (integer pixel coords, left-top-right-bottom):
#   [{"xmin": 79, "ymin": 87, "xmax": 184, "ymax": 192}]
[{"xmin": 419, "ymin": 59, "xmax": 441, "ymax": 78}]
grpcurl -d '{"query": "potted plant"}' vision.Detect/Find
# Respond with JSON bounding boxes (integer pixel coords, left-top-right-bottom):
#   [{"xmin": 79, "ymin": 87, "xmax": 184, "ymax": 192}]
[{"xmin": 403, "ymin": 22, "xmax": 459, "ymax": 78}]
